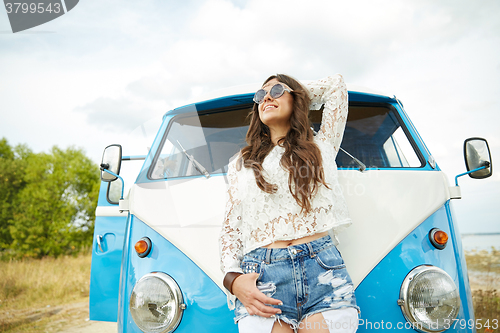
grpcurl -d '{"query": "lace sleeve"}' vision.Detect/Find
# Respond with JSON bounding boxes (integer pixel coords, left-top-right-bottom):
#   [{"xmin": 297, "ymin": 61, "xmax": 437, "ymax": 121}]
[
  {"xmin": 219, "ymin": 158, "xmax": 244, "ymax": 276},
  {"xmin": 307, "ymin": 74, "xmax": 348, "ymax": 154}
]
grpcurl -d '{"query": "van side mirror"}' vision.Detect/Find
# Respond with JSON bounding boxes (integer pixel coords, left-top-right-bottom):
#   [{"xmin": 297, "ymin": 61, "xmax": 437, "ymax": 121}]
[
  {"xmin": 100, "ymin": 144, "xmax": 122, "ymax": 182},
  {"xmin": 464, "ymin": 138, "xmax": 492, "ymax": 179}
]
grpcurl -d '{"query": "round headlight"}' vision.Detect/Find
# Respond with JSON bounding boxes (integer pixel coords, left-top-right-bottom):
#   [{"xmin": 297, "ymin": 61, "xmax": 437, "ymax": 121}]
[
  {"xmin": 130, "ymin": 272, "xmax": 185, "ymax": 333},
  {"xmin": 398, "ymin": 265, "xmax": 460, "ymax": 332}
]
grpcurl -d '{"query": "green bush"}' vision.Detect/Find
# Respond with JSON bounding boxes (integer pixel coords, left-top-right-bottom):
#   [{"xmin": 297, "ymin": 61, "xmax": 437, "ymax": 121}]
[{"xmin": 0, "ymin": 138, "xmax": 99, "ymax": 259}]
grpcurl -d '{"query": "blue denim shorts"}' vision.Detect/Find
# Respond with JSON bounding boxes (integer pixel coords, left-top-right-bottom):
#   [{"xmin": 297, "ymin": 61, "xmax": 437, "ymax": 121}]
[{"xmin": 234, "ymin": 235, "xmax": 359, "ymax": 326}]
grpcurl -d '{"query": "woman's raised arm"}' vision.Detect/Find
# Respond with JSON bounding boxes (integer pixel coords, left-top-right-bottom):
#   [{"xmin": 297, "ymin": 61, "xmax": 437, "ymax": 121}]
[{"xmin": 306, "ymin": 74, "xmax": 349, "ymax": 155}]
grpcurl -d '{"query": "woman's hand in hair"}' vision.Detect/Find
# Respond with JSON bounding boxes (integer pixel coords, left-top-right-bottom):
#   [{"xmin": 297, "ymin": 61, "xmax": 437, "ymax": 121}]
[{"xmin": 232, "ymin": 273, "xmax": 283, "ymax": 317}]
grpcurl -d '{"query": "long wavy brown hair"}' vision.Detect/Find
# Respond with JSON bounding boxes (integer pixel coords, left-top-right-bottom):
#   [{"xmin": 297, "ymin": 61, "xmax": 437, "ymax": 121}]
[{"xmin": 238, "ymin": 74, "xmax": 329, "ymax": 214}]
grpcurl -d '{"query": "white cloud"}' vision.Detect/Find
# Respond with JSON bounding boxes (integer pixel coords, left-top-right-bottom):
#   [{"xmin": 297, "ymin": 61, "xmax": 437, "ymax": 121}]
[{"xmin": 75, "ymin": 96, "xmax": 163, "ymax": 132}]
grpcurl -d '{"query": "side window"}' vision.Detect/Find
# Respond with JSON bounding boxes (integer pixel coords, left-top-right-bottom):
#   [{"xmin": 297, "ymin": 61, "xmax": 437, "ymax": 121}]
[
  {"xmin": 150, "ymin": 108, "xmax": 250, "ymax": 180},
  {"xmin": 107, "ymin": 180, "xmax": 121, "ymax": 204},
  {"xmin": 382, "ymin": 127, "xmax": 422, "ymax": 167},
  {"xmin": 338, "ymin": 105, "xmax": 422, "ymax": 168}
]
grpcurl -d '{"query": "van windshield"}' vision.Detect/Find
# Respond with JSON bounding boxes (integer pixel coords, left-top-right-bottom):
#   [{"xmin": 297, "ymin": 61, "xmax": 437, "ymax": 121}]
[
  {"xmin": 149, "ymin": 104, "xmax": 423, "ymax": 179},
  {"xmin": 325, "ymin": 105, "xmax": 423, "ymax": 169}
]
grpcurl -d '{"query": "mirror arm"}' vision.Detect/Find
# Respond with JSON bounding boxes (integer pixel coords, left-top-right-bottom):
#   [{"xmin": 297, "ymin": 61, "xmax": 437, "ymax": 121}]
[
  {"xmin": 454, "ymin": 164, "xmax": 488, "ymax": 186},
  {"xmin": 101, "ymin": 168, "xmax": 125, "ymax": 200}
]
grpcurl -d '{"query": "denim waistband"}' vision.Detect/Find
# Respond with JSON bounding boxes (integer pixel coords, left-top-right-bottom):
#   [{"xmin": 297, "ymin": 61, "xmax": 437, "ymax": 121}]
[{"xmin": 245, "ymin": 235, "xmax": 334, "ymax": 263}]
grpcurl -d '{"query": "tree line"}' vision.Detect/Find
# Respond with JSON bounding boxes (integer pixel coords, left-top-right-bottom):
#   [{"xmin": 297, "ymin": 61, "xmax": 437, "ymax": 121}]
[{"xmin": 0, "ymin": 137, "xmax": 100, "ymax": 259}]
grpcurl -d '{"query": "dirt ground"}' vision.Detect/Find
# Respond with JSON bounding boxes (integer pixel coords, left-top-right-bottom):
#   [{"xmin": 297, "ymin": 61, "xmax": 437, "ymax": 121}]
[
  {"xmin": 46, "ymin": 301, "xmax": 117, "ymax": 333},
  {"xmin": 59, "ymin": 320, "xmax": 117, "ymax": 333},
  {"xmin": 0, "ymin": 300, "xmax": 116, "ymax": 333}
]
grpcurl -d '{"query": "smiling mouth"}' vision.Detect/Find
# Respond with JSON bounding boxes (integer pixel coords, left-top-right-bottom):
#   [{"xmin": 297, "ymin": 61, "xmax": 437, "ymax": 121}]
[{"xmin": 264, "ymin": 105, "xmax": 276, "ymax": 112}]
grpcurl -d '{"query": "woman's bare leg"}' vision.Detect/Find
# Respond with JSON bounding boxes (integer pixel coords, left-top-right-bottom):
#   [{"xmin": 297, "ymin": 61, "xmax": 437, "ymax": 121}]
[
  {"xmin": 271, "ymin": 320, "xmax": 295, "ymax": 333},
  {"xmin": 298, "ymin": 313, "xmax": 330, "ymax": 333},
  {"xmin": 298, "ymin": 308, "xmax": 358, "ymax": 333},
  {"xmin": 238, "ymin": 316, "xmax": 294, "ymax": 333}
]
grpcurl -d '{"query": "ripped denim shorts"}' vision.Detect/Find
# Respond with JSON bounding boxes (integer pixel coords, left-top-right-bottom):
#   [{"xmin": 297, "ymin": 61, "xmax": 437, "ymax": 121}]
[{"xmin": 234, "ymin": 235, "xmax": 360, "ymax": 326}]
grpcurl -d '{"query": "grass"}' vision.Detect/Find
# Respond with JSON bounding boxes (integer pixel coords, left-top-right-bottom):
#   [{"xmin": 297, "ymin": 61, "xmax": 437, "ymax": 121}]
[
  {"xmin": 465, "ymin": 248, "xmax": 500, "ymax": 333},
  {"xmin": 0, "ymin": 253, "xmax": 91, "ymax": 332}
]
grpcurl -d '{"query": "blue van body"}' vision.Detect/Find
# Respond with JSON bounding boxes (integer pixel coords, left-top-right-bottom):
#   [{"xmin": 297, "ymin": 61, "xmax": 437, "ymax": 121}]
[{"xmin": 89, "ymin": 89, "xmax": 485, "ymax": 333}]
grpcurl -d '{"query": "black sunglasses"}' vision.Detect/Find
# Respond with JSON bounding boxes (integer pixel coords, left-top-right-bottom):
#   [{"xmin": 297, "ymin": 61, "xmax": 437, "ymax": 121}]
[{"xmin": 253, "ymin": 83, "xmax": 292, "ymax": 104}]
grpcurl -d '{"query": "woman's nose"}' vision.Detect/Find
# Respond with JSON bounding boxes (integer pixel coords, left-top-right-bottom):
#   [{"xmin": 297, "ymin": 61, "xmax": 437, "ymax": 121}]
[{"xmin": 262, "ymin": 91, "xmax": 273, "ymax": 102}]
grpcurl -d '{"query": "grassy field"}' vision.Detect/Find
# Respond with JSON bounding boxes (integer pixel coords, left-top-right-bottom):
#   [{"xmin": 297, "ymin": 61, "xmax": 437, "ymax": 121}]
[
  {"xmin": 0, "ymin": 253, "xmax": 91, "ymax": 332},
  {"xmin": 0, "ymin": 249, "xmax": 498, "ymax": 332}
]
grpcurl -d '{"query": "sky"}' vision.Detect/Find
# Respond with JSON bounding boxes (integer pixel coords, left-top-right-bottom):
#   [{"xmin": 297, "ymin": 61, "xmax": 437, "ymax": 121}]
[{"xmin": 0, "ymin": 0, "xmax": 499, "ymax": 234}]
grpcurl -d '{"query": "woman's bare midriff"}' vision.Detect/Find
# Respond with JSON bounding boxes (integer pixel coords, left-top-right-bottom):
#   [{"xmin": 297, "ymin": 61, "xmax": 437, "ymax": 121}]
[{"xmin": 263, "ymin": 231, "xmax": 329, "ymax": 249}]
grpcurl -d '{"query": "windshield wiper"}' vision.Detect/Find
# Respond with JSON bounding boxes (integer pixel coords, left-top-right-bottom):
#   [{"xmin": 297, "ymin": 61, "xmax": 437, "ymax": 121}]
[
  {"xmin": 176, "ymin": 140, "xmax": 210, "ymax": 179},
  {"xmin": 310, "ymin": 127, "xmax": 366, "ymax": 172},
  {"xmin": 339, "ymin": 147, "xmax": 366, "ymax": 172}
]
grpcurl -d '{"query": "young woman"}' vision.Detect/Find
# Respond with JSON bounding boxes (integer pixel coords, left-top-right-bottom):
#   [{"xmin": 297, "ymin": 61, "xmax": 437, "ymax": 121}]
[{"xmin": 219, "ymin": 74, "xmax": 359, "ymax": 333}]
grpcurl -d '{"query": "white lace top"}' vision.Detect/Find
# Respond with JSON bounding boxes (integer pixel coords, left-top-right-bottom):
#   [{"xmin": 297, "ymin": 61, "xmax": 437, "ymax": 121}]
[{"xmin": 219, "ymin": 74, "xmax": 351, "ymax": 280}]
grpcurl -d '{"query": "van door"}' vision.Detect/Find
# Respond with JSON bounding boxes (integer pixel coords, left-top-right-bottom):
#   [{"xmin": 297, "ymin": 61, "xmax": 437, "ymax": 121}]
[{"xmin": 89, "ymin": 157, "xmax": 144, "ymax": 322}]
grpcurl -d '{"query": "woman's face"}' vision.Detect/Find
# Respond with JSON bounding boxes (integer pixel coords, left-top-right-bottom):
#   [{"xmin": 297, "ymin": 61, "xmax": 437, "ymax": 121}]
[{"xmin": 258, "ymin": 78, "xmax": 294, "ymax": 129}]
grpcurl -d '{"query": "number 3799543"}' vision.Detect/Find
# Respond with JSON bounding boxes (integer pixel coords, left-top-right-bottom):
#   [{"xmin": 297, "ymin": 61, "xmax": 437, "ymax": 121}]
[
  {"xmin": 5, "ymin": 2, "xmax": 61, "ymax": 14},
  {"xmin": 443, "ymin": 318, "xmax": 498, "ymax": 330}
]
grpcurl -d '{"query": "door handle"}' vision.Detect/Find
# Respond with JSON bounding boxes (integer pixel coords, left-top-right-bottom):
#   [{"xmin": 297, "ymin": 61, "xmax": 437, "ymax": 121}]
[{"xmin": 96, "ymin": 235, "xmax": 104, "ymax": 252}]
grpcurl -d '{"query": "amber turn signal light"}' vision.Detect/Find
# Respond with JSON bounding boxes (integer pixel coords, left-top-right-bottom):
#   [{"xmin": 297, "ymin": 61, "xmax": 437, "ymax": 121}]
[
  {"xmin": 429, "ymin": 228, "xmax": 448, "ymax": 250},
  {"xmin": 135, "ymin": 237, "xmax": 152, "ymax": 258}
]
